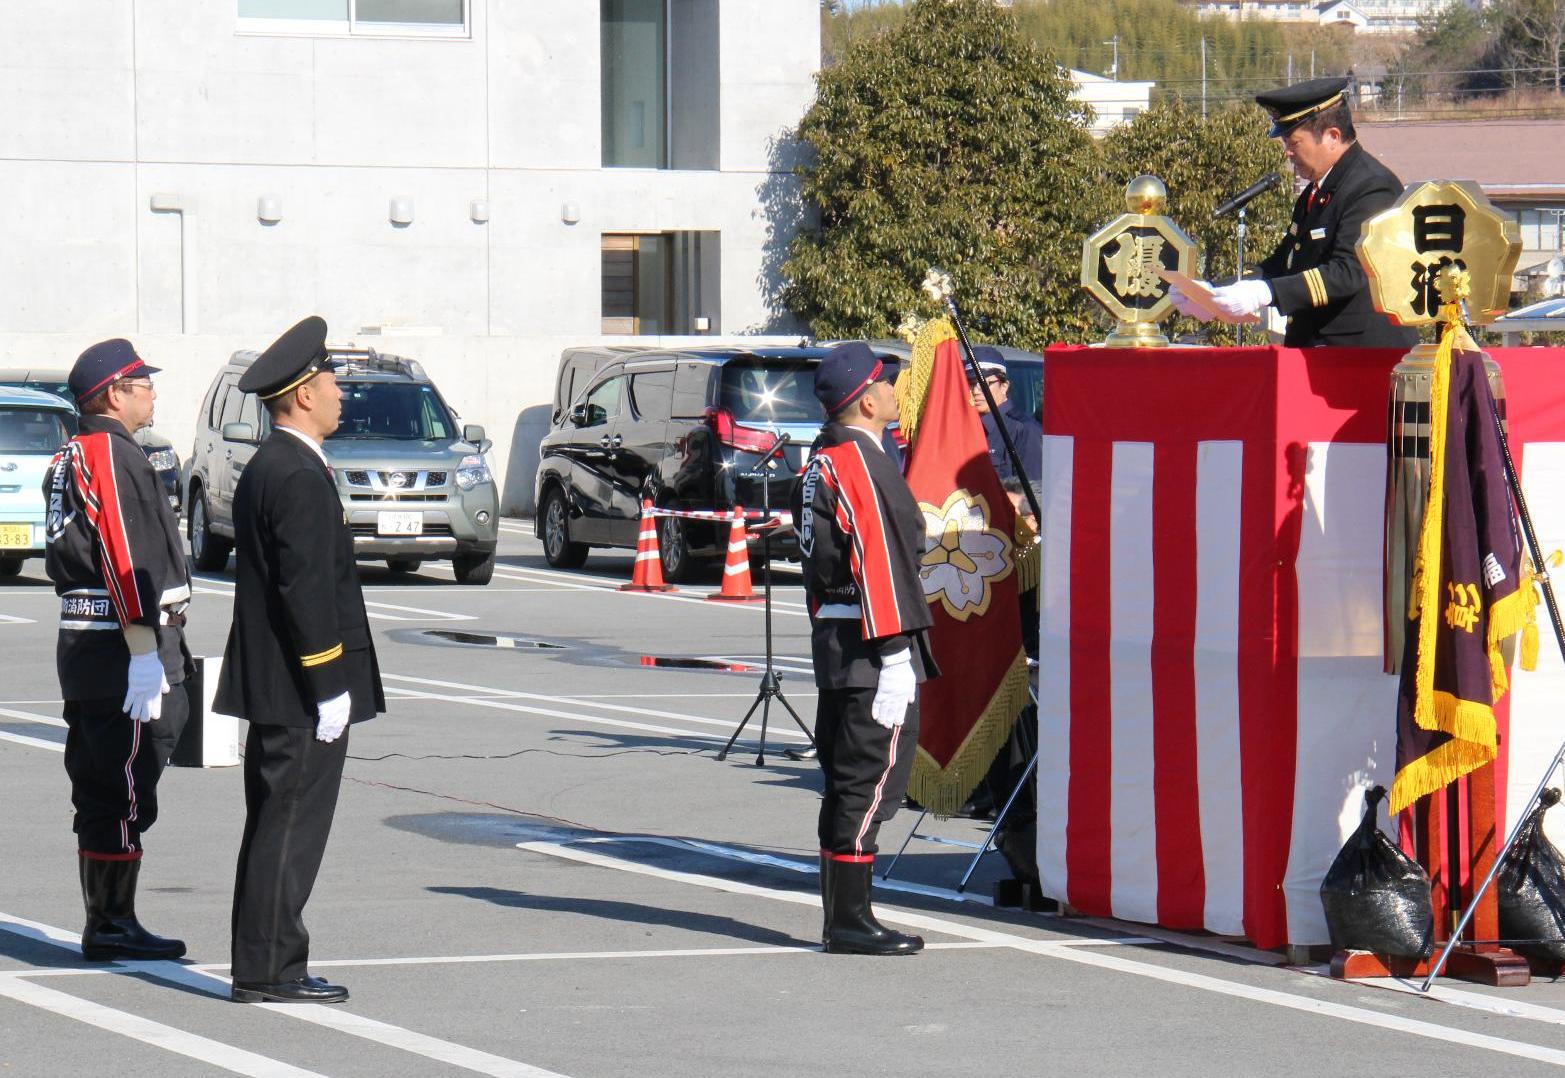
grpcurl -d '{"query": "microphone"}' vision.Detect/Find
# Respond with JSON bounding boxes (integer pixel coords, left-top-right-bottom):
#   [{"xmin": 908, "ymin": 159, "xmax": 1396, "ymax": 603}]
[{"xmin": 1213, "ymin": 172, "xmax": 1282, "ymax": 218}]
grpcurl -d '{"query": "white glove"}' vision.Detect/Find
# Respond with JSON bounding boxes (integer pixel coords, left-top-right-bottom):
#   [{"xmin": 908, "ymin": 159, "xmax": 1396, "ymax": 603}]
[
  {"xmin": 870, "ymin": 650, "xmax": 916, "ymax": 729},
  {"xmin": 124, "ymin": 651, "xmax": 168, "ymax": 724},
  {"xmin": 1167, "ymin": 284, "xmax": 1208, "ymax": 320},
  {"xmin": 1209, "ymin": 279, "xmax": 1272, "ymax": 322},
  {"xmin": 316, "ymin": 691, "xmax": 351, "ymax": 743}
]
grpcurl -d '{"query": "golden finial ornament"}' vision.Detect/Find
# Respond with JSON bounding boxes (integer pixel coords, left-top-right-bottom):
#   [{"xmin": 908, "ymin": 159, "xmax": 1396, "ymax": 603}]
[{"xmin": 1080, "ymin": 176, "xmax": 1198, "ymax": 348}]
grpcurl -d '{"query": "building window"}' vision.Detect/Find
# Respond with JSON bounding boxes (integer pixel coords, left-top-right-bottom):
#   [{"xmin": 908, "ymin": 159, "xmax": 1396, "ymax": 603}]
[
  {"xmin": 237, "ymin": 0, "xmax": 468, "ymax": 37},
  {"xmin": 602, "ymin": 232, "xmax": 720, "ymax": 335},
  {"xmin": 1517, "ymin": 209, "xmax": 1564, "ymax": 253},
  {"xmin": 601, "ymin": 0, "xmax": 719, "ymax": 170}
]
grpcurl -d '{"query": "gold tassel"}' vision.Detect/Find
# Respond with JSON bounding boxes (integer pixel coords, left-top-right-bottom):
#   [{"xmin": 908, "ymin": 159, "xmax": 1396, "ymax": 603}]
[
  {"xmin": 1409, "ymin": 307, "xmax": 1460, "ymax": 734},
  {"xmin": 895, "ymin": 318, "xmax": 956, "ymax": 447},
  {"xmin": 905, "ymin": 648, "xmax": 1032, "ymax": 818},
  {"xmin": 1014, "ymin": 516, "xmax": 1040, "ymax": 594}
]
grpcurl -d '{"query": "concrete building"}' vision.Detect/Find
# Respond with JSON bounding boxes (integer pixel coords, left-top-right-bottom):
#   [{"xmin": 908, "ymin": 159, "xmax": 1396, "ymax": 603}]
[
  {"xmin": 1071, "ymin": 70, "xmax": 1157, "ymax": 134},
  {"xmin": 0, "ymin": 1, "xmax": 819, "ymax": 512},
  {"xmin": 1357, "ymin": 120, "xmax": 1565, "ymax": 297}
]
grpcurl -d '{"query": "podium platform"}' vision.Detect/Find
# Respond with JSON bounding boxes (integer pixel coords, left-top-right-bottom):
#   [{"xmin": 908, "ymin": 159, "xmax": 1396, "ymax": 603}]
[{"xmin": 1035, "ymin": 344, "xmax": 1565, "ymax": 949}]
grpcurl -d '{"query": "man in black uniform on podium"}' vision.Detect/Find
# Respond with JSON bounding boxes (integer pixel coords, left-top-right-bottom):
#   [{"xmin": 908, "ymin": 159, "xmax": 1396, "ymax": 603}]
[
  {"xmin": 216, "ymin": 316, "xmax": 384, "ymax": 1004},
  {"xmin": 1174, "ymin": 76, "xmax": 1419, "ymax": 350},
  {"xmin": 793, "ymin": 341, "xmax": 938, "ymax": 956}
]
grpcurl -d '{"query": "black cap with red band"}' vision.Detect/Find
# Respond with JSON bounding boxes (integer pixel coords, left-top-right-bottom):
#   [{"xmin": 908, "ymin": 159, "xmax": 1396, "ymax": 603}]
[
  {"xmin": 69, "ymin": 339, "xmax": 161, "ymax": 405},
  {"xmin": 813, "ymin": 341, "xmax": 897, "ymax": 416}
]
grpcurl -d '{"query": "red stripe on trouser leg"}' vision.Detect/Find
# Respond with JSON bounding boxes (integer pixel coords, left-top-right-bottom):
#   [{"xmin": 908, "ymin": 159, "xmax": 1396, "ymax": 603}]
[
  {"xmin": 1066, "ymin": 439, "xmax": 1113, "ymax": 916},
  {"xmin": 1151, "ymin": 442, "xmax": 1206, "ymax": 929},
  {"xmin": 816, "ymin": 687, "xmax": 918, "ymax": 857}
]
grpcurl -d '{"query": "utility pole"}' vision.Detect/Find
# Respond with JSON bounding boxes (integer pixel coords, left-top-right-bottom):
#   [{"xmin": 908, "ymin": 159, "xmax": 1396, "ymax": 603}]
[
  {"xmin": 1287, "ymin": 53, "xmax": 1293, "ymax": 84},
  {"xmin": 1201, "ymin": 37, "xmax": 1208, "ymax": 117},
  {"xmin": 1103, "ymin": 35, "xmax": 1119, "ymax": 79},
  {"xmin": 1311, "ymin": 50, "xmax": 1315, "ymax": 78}
]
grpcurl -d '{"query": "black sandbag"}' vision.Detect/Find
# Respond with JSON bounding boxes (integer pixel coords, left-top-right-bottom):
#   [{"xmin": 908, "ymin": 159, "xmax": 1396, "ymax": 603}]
[
  {"xmin": 1320, "ymin": 786, "xmax": 1434, "ymax": 958},
  {"xmin": 1498, "ymin": 787, "xmax": 1565, "ymax": 963}
]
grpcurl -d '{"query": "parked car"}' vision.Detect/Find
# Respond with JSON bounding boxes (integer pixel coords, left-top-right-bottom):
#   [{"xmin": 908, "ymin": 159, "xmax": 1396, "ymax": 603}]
[
  {"xmin": 187, "ymin": 348, "xmax": 499, "ymax": 583},
  {"xmin": 0, "ymin": 387, "xmax": 76, "ymax": 576},
  {"xmin": 535, "ymin": 343, "xmax": 904, "ymax": 582},
  {"xmin": 0, "ymin": 366, "xmax": 183, "ymax": 510}
]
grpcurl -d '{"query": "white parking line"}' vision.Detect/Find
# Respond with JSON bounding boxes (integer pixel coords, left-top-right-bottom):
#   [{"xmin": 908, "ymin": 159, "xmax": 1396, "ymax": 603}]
[
  {"xmin": 0, "ymin": 912, "xmax": 572, "ymax": 1078},
  {"xmin": 194, "ymin": 575, "xmax": 473, "ymax": 622},
  {"xmin": 381, "ymin": 673, "xmax": 811, "ymax": 742},
  {"xmin": 0, "ymin": 613, "xmax": 35, "ymax": 625},
  {"xmin": 490, "ymin": 566, "xmax": 811, "ymax": 616},
  {"xmin": 0, "ymin": 707, "xmax": 66, "ymax": 729},
  {"xmin": 516, "ymin": 841, "xmax": 1565, "ymax": 1069},
  {"xmin": 0, "ymin": 977, "xmax": 327, "ymax": 1077},
  {"xmin": 0, "ymin": 730, "xmax": 64, "ymax": 752},
  {"xmin": 380, "ymin": 679, "xmax": 805, "ymax": 745}
]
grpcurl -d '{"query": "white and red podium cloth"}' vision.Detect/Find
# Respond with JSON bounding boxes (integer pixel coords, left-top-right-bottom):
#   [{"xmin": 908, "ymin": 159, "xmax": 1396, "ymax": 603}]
[{"xmin": 1036, "ymin": 345, "xmax": 1565, "ymax": 949}]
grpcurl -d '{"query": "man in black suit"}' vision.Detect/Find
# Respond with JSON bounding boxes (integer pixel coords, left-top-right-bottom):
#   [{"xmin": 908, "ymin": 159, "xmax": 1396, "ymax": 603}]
[
  {"xmin": 216, "ymin": 316, "xmax": 384, "ymax": 1004},
  {"xmin": 1174, "ymin": 77, "xmax": 1419, "ymax": 350}
]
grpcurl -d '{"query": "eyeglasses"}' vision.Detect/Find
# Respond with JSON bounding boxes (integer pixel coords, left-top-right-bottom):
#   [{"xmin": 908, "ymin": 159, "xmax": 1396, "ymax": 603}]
[{"xmin": 115, "ymin": 379, "xmax": 154, "ymax": 393}]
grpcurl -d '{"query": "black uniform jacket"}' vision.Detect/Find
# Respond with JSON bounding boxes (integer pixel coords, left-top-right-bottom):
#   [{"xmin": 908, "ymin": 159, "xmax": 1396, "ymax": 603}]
[
  {"xmin": 215, "ymin": 430, "xmax": 384, "ymax": 728},
  {"xmin": 792, "ymin": 424, "xmax": 938, "ymax": 692},
  {"xmin": 1260, "ymin": 142, "xmax": 1419, "ymax": 350},
  {"xmin": 982, "ymin": 402, "xmax": 1044, "ymax": 485},
  {"xmin": 43, "ymin": 415, "xmax": 191, "ymax": 700}
]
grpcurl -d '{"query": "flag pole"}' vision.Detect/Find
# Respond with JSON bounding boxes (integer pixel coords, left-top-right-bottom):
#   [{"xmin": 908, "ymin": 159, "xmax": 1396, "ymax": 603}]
[
  {"xmin": 921, "ymin": 268, "xmax": 1045, "ymax": 528},
  {"xmin": 1419, "ymin": 298, "xmax": 1565, "ymax": 993}
]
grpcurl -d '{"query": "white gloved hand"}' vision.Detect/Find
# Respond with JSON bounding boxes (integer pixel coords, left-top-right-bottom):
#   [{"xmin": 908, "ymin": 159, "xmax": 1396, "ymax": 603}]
[
  {"xmin": 123, "ymin": 651, "xmax": 168, "ymax": 724},
  {"xmin": 1167, "ymin": 284, "xmax": 1208, "ymax": 320},
  {"xmin": 870, "ymin": 650, "xmax": 916, "ymax": 729},
  {"xmin": 316, "ymin": 691, "xmax": 352, "ymax": 743},
  {"xmin": 1209, "ymin": 279, "xmax": 1272, "ymax": 321}
]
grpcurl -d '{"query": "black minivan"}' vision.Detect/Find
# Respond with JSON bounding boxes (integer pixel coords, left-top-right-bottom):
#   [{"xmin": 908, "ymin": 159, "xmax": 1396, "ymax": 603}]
[{"xmin": 536, "ymin": 344, "xmax": 896, "ymax": 582}]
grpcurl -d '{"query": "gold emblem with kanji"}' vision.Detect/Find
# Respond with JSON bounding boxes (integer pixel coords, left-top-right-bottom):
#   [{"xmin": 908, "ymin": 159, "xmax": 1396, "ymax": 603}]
[
  {"xmin": 1080, "ymin": 176, "xmax": 1199, "ymax": 348},
  {"xmin": 1356, "ymin": 180, "xmax": 1522, "ymax": 326}
]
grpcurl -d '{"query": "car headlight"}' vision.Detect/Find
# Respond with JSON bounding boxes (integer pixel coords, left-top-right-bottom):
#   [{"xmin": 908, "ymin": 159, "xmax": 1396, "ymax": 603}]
[
  {"xmin": 455, "ymin": 454, "xmax": 492, "ymax": 491},
  {"xmin": 145, "ymin": 448, "xmax": 179, "ymax": 471}
]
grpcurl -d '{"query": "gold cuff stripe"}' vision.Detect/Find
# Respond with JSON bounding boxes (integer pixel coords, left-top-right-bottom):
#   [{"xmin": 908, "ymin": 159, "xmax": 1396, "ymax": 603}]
[
  {"xmin": 299, "ymin": 643, "xmax": 343, "ymax": 667},
  {"xmin": 259, "ymin": 362, "xmax": 324, "ymax": 401},
  {"xmin": 1304, "ymin": 268, "xmax": 1328, "ymax": 307},
  {"xmin": 1275, "ymin": 92, "xmax": 1345, "ymax": 125}
]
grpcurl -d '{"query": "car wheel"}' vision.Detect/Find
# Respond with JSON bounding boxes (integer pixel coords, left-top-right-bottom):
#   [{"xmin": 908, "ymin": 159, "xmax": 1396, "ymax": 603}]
[
  {"xmin": 541, "ymin": 488, "xmax": 587, "ymax": 569},
  {"xmin": 658, "ymin": 514, "xmax": 712, "ymax": 584},
  {"xmin": 386, "ymin": 557, "xmax": 421, "ymax": 574},
  {"xmin": 0, "ymin": 556, "xmax": 22, "ymax": 578},
  {"xmin": 453, "ymin": 549, "xmax": 495, "ymax": 585},
  {"xmin": 189, "ymin": 490, "xmax": 232, "ymax": 571}
]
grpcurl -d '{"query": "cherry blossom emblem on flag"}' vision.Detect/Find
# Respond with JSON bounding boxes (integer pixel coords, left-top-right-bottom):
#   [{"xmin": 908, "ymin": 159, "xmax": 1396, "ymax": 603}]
[{"xmin": 919, "ymin": 490, "xmax": 1014, "ymax": 621}]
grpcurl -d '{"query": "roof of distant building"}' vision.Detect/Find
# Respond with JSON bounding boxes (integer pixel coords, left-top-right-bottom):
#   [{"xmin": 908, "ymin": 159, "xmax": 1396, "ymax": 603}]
[{"xmin": 1357, "ymin": 120, "xmax": 1565, "ymax": 198}]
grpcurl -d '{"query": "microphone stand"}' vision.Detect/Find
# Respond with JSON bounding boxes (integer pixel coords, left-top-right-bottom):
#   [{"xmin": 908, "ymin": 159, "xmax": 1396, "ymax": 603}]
[
  {"xmin": 717, "ymin": 433, "xmax": 816, "ymax": 766},
  {"xmin": 1235, "ymin": 205, "xmax": 1248, "ymax": 347}
]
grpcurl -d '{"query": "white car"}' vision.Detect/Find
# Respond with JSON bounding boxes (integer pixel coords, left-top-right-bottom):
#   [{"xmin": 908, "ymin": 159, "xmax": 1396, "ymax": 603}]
[{"xmin": 0, "ymin": 386, "xmax": 75, "ymax": 577}]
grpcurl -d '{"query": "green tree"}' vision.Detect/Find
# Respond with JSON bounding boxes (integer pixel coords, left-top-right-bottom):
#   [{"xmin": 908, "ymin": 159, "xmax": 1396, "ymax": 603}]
[
  {"xmin": 1098, "ymin": 100, "xmax": 1291, "ymax": 344},
  {"xmin": 785, "ymin": 0, "xmax": 1110, "ymax": 347}
]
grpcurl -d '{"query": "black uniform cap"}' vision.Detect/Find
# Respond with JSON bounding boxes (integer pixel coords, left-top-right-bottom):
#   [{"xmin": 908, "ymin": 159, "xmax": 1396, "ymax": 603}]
[
  {"xmin": 814, "ymin": 341, "xmax": 896, "ymax": 415},
  {"xmin": 240, "ymin": 316, "xmax": 337, "ymax": 400},
  {"xmin": 1255, "ymin": 76, "xmax": 1350, "ymax": 138}
]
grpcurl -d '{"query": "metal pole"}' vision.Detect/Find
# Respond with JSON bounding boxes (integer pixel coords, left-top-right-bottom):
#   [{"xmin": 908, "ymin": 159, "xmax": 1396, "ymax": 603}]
[
  {"xmin": 1420, "ymin": 332, "xmax": 1565, "ymax": 992},
  {"xmin": 940, "ymin": 296, "xmax": 1044, "ymax": 528},
  {"xmin": 1202, "ymin": 38, "xmax": 1208, "ymax": 117},
  {"xmin": 1235, "ymin": 207, "xmax": 1248, "ymax": 347}
]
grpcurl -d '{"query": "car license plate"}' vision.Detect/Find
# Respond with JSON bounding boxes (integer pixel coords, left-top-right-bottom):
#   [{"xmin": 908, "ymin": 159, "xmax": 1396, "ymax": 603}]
[
  {"xmin": 0, "ymin": 524, "xmax": 31, "ymax": 549},
  {"xmin": 376, "ymin": 512, "xmax": 423, "ymax": 536}
]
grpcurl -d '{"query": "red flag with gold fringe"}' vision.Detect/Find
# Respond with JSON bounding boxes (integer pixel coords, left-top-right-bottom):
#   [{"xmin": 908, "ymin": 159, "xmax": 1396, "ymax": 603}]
[{"xmin": 900, "ymin": 320, "xmax": 1031, "ymax": 815}]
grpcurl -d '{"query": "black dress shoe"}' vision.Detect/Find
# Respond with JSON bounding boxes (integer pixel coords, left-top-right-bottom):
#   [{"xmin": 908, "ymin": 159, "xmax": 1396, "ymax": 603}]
[{"xmin": 231, "ymin": 977, "xmax": 349, "ymax": 1004}]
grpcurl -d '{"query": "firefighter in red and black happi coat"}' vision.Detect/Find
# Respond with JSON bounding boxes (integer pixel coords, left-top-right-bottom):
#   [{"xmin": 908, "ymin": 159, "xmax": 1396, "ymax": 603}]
[
  {"xmin": 792, "ymin": 341, "xmax": 939, "ymax": 957},
  {"xmin": 43, "ymin": 339, "xmax": 193, "ymax": 961}
]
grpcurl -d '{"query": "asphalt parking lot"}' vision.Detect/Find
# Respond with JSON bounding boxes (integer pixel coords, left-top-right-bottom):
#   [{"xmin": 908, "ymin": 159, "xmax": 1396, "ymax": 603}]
[{"xmin": 10, "ymin": 522, "xmax": 1565, "ymax": 1076}]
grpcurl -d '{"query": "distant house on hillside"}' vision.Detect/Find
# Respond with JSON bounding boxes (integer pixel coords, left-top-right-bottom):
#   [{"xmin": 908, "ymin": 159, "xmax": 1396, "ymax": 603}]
[{"xmin": 1192, "ymin": 0, "xmax": 1443, "ymax": 33}]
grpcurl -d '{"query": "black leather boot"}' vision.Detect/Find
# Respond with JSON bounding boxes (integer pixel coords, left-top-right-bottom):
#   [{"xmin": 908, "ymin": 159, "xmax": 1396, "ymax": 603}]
[
  {"xmin": 825, "ymin": 859, "xmax": 922, "ymax": 956},
  {"xmin": 819, "ymin": 853, "xmax": 834, "ymax": 947},
  {"xmin": 80, "ymin": 857, "xmax": 186, "ymax": 962}
]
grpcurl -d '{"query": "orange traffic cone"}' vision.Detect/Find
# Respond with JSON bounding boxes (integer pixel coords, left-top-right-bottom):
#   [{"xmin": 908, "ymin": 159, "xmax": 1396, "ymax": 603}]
[
  {"xmin": 706, "ymin": 508, "xmax": 762, "ymax": 603},
  {"xmin": 620, "ymin": 499, "xmax": 676, "ymax": 592}
]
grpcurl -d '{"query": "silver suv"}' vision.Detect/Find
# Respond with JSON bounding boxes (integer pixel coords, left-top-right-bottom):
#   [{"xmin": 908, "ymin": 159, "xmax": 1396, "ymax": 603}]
[{"xmin": 187, "ymin": 347, "xmax": 499, "ymax": 584}]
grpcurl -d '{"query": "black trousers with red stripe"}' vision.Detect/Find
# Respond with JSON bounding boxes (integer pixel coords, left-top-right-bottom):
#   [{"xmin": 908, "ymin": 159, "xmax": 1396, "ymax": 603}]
[
  {"xmin": 63, "ymin": 687, "xmax": 189, "ymax": 858},
  {"xmin": 815, "ymin": 687, "xmax": 919, "ymax": 859}
]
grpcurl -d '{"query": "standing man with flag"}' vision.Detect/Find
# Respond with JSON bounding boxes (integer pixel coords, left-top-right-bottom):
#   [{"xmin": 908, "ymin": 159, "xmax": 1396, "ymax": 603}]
[
  {"xmin": 794, "ymin": 341, "xmax": 937, "ymax": 956},
  {"xmin": 44, "ymin": 339, "xmax": 192, "ymax": 962}
]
